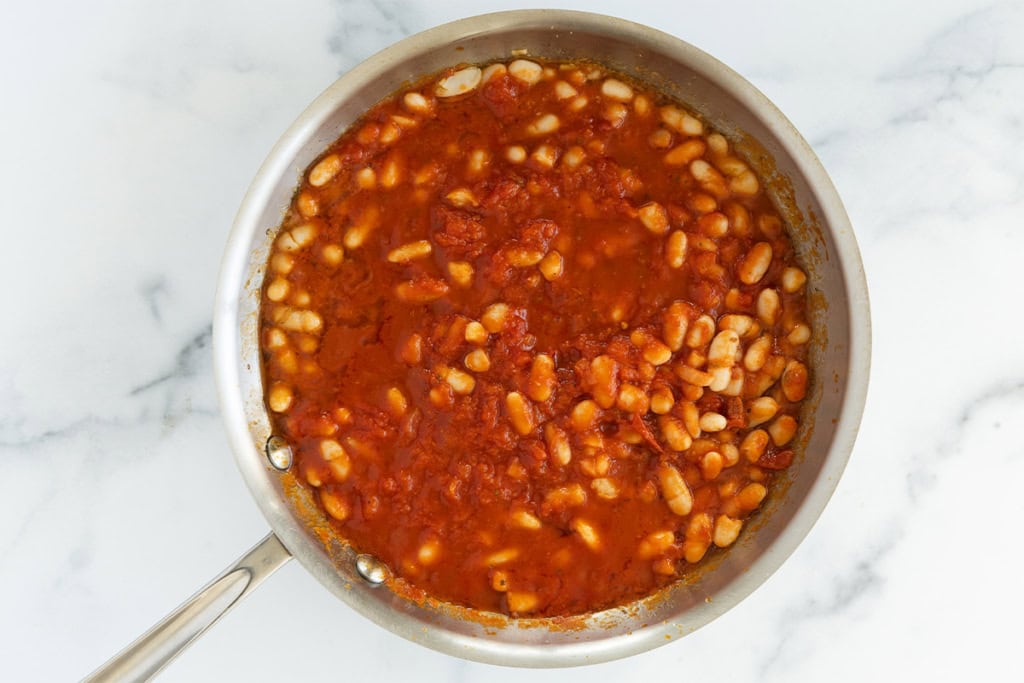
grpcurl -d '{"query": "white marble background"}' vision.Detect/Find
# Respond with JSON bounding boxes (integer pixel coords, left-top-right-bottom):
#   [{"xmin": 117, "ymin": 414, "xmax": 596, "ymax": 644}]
[{"xmin": 2, "ymin": 0, "xmax": 1021, "ymax": 680}]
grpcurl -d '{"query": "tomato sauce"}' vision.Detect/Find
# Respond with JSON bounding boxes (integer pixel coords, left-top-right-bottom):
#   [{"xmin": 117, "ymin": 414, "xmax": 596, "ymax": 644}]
[{"xmin": 260, "ymin": 60, "xmax": 810, "ymax": 616}]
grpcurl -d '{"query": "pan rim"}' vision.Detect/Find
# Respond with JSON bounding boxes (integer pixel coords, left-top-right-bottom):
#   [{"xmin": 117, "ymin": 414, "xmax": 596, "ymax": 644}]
[{"xmin": 213, "ymin": 8, "xmax": 871, "ymax": 667}]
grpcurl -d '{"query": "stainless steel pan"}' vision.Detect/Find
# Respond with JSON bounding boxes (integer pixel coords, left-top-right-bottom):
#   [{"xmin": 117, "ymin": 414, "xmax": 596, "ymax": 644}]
[{"xmin": 85, "ymin": 10, "xmax": 870, "ymax": 680}]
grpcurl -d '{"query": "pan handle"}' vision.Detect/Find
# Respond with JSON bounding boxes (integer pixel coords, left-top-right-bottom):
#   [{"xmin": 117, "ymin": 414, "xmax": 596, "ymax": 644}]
[{"xmin": 83, "ymin": 532, "xmax": 292, "ymax": 682}]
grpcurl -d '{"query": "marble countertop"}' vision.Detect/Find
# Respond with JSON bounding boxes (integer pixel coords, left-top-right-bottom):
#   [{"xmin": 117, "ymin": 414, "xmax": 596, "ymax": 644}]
[{"xmin": 2, "ymin": 1, "xmax": 1022, "ymax": 680}]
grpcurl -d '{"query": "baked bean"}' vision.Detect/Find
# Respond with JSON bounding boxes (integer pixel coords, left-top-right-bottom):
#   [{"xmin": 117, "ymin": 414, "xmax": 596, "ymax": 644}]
[
  {"xmin": 708, "ymin": 329, "xmax": 740, "ymax": 368},
  {"xmin": 485, "ymin": 548, "xmax": 520, "ymax": 566},
  {"xmin": 385, "ymin": 387, "xmax": 408, "ymax": 417},
  {"xmin": 395, "ymin": 278, "xmax": 449, "ymax": 303},
  {"xmin": 511, "ymin": 509, "xmax": 542, "ymax": 530},
  {"xmin": 527, "ymin": 113, "xmax": 561, "ymax": 136},
  {"xmin": 706, "ymin": 132, "xmax": 728, "ymax": 156},
  {"xmin": 309, "ymin": 154, "xmax": 342, "ymax": 187},
  {"xmin": 633, "ymin": 94, "xmax": 651, "ymax": 115},
  {"xmin": 268, "ymin": 383, "xmax": 293, "ymax": 412},
  {"xmin": 676, "ymin": 364, "xmax": 713, "ymax": 388},
  {"xmin": 730, "ymin": 170, "xmax": 759, "ymax": 196},
  {"xmin": 664, "ymin": 139, "xmax": 705, "ymax": 166},
  {"xmin": 659, "ymin": 416, "xmax": 692, "ymax": 452},
  {"xmin": 740, "ymin": 429, "xmax": 770, "ymax": 463},
  {"xmin": 659, "ymin": 105, "xmax": 703, "ymax": 136},
  {"xmin": 356, "ymin": 167, "xmax": 377, "ymax": 189},
  {"xmin": 505, "ymin": 247, "xmax": 545, "ymax": 267},
  {"xmin": 648, "ymin": 128, "xmax": 673, "ymax": 148},
  {"xmin": 445, "ymin": 187, "xmax": 478, "ymax": 207},
  {"xmin": 481, "ymin": 62, "xmax": 506, "ymax": 83},
  {"xmin": 271, "ymin": 306, "xmax": 322, "ymax": 334},
  {"xmin": 736, "ymin": 483, "xmax": 767, "ymax": 511},
  {"xmin": 715, "ymin": 156, "xmax": 748, "ymax": 178},
  {"xmin": 699, "ymin": 412, "xmax": 727, "ymax": 433},
  {"xmin": 320, "ymin": 490, "xmax": 349, "ymax": 521},
  {"xmin": 270, "ymin": 252, "xmax": 293, "ymax": 275},
  {"xmin": 276, "ymin": 349, "xmax": 298, "ymax": 374},
  {"xmin": 378, "ymin": 120, "xmax": 402, "ymax": 145},
  {"xmin": 544, "ymin": 423, "xmax": 572, "ymax": 466},
  {"xmin": 530, "ymin": 144, "xmax": 558, "ymax": 168},
  {"xmin": 447, "ymin": 261, "xmax": 474, "ymax": 288},
  {"xmin": 788, "ymin": 323, "xmax": 812, "ymax": 345},
  {"xmin": 690, "ymin": 193, "xmax": 718, "ymax": 214},
  {"xmin": 505, "ymin": 145, "xmax": 526, "ymax": 163},
  {"xmin": 467, "ymin": 149, "xmax": 489, "ymax": 175},
  {"xmin": 320, "ymin": 437, "xmax": 347, "ymax": 461},
  {"xmin": 481, "ymin": 303, "xmax": 510, "ymax": 333},
  {"xmin": 545, "ymin": 483, "xmax": 587, "ymax": 508},
  {"xmin": 343, "ymin": 206, "xmax": 381, "ymax": 249},
  {"xmin": 747, "ymin": 397, "xmax": 779, "ymax": 427},
  {"xmin": 321, "ymin": 244, "xmax": 344, "ymax": 266},
  {"xmin": 508, "ymin": 59, "xmax": 543, "ymax": 84},
  {"xmin": 682, "ymin": 513, "xmax": 712, "ymax": 563},
  {"xmin": 602, "ymin": 102, "xmax": 628, "ymax": 128},
  {"xmin": 561, "ymin": 145, "xmax": 585, "ymax": 169},
  {"xmin": 690, "ymin": 160, "xmax": 728, "ymax": 198},
  {"xmin": 782, "ymin": 360, "xmax": 808, "ymax": 401},
  {"xmin": 264, "ymin": 327, "xmax": 287, "ymax": 350},
  {"xmin": 297, "ymin": 191, "xmax": 319, "ymax": 217},
  {"xmin": 650, "ymin": 387, "xmax": 675, "ymax": 415},
  {"xmin": 719, "ymin": 314, "xmax": 755, "ymax": 338},
  {"xmin": 737, "ymin": 242, "xmax": 773, "ymax": 284},
  {"xmin": 713, "ymin": 515, "xmax": 743, "ymax": 547},
  {"xmin": 387, "ymin": 240, "xmax": 432, "ymax": 263},
  {"xmin": 590, "ymin": 355, "xmax": 620, "ymax": 409},
  {"xmin": 445, "ymin": 368, "xmax": 476, "ymax": 395},
  {"xmin": 464, "ymin": 321, "xmax": 488, "ymax": 345},
  {"xmin": 418, "ymin": 537, "xmax": 442, "ymax": 565},
  {"xmin": 506, "ymin": 392, "xmax": 536, "ymax": 435},
  {"xmin": 539, "ymin": 251, "xmax": 564, "ymax": 281},
  {"xmin": 638, "ymin": 530, "xmax": 675, "ymax": 559},
  {"xmin": 769, "ymin": 414, "xmax": 798, "ymax": 446},
  {"xmin": 617, "ymin": 384, "xmax": 650, "ymax": 413},
  {"xmin": 686, "ymin": 314, "xmax": 716, "ymax": 348},
  {"xmin": 601, "ymin": 78, "xmax": 634, "ymax": 101},
  {"xmin": 666, "ymin": 230, "xmax": 688, "ymax": 269},
  {"xmin": 277, "ymin": 223, "xmax": 317, "ymax": 252},
  {"xmin": 435, "ymin": 66, "xmax": 482, "ymax": 97},
  {"xmin": 658, "ymin": 464, "xmax": 693, "ymax": 516},
  {"xmin": 744, "ymin": 335, "xmax": 772, "ymax": 372},
  {"xmin": 698, "ymin": 212, "xmax": 729, "ymax": 238},
  {"xmin": 527, "ymin": 354, "xmax": 556, "ymax": 402},
  {"xmin": 571, "ymin": 399, "xmax": 599, "ymax": 432},
  {"xmin": 506, "ymin": 591, "xmax": 540, "ymax": 614},
  {"xmin": 781, "ymin": 266, "xmax": 807, "ymax": 293},
  {"xmin": 400, "ymin": 333, "xmax": 422, "ymax": 364},
  {"xmin": 554, "ymin": 80, "xmax": 578, "ymax": 99},
  {"xmin": 757, "ymin": 288, "xmax": 781, "ymax": 325},
  {"xmin": 663, "ymin": 302, "xmax": 691, "ymax": 351},
  {"xmin": 591, "ymin": 477, "xmax": 620, "ymax": 500},
  {"xmin": 379, "ymin": 155, "xmax": 403, "ymax": 188},
  {"xmin": 579, "ymin": 452, "xmax": 610, "ymax": 477},
  {"xmin": 403, "ymin": 91, "xmax": 432, "ymax": 114},
  {"xmin": 638, "ymin": 201, "xmax": 670, "ymax": 234},
  {"xmin": 465, "ymin": 349, "xmax": 491, "ymax": 373},
  {"xmin": 266, "ymin": 278, "xmax": 289, "ymax": 302}
]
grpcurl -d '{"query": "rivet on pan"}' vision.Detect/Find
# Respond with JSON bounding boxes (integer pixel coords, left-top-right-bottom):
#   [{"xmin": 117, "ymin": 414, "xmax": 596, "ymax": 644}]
[
  {"xmin": 265, "ymin": 435, "xmax": 293, "ymax": 471},
  {"xmin": 355, "ymin": 554, "xmax": 389, "ymax": 586}
]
